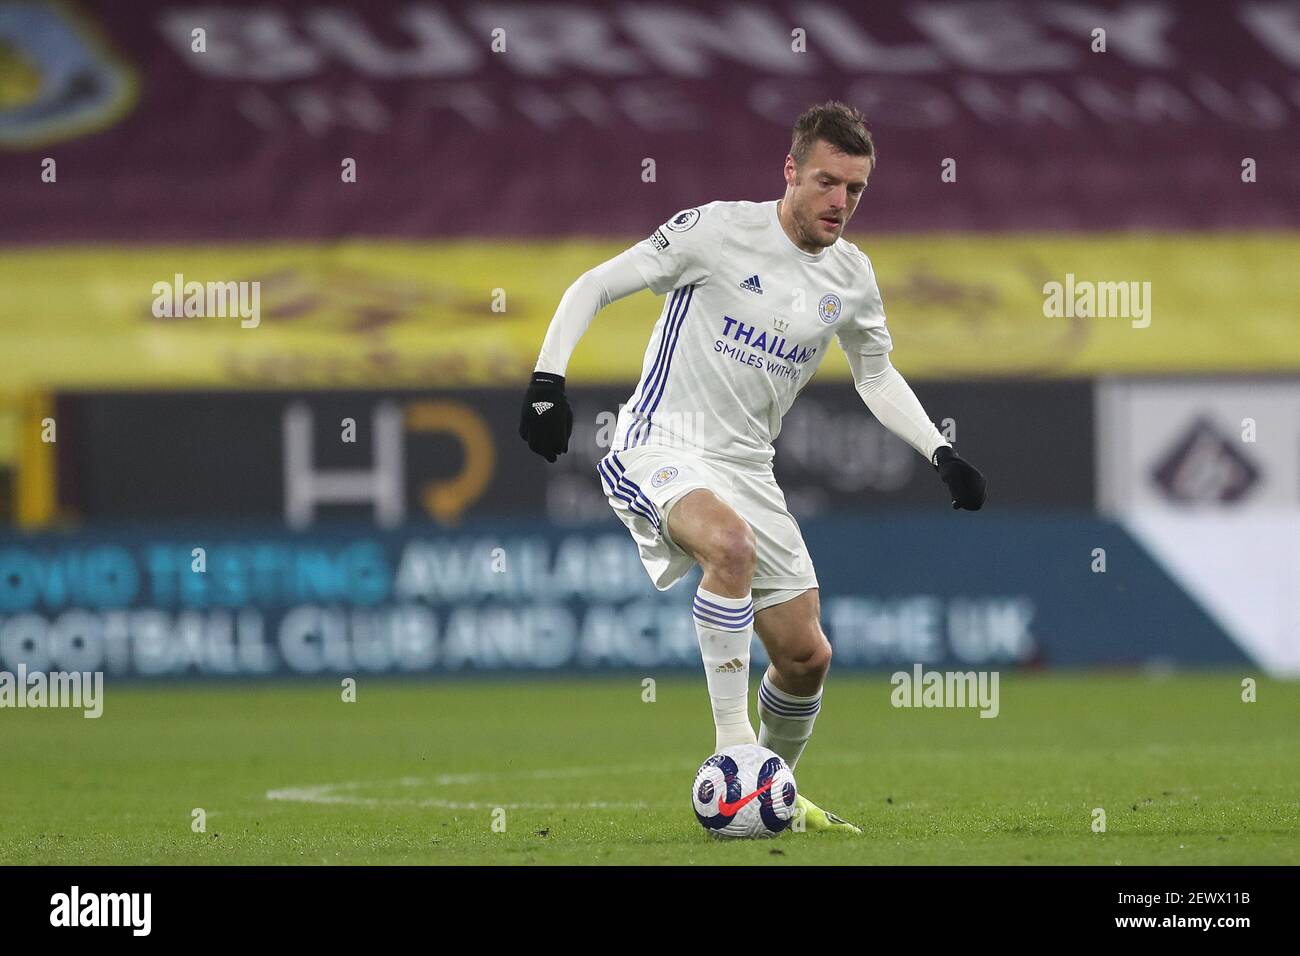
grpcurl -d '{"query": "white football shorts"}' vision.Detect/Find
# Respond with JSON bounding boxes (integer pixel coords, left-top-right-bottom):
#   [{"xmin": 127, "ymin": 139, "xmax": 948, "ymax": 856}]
[{"xmin": 596, "ymin": 444, "xmax": 818, "ymax": 613}]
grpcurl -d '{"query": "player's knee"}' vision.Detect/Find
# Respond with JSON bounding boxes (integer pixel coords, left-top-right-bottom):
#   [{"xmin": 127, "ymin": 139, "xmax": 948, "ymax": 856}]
[
  {"xmin": 803, "ymin": 638, "xmax": 832, "ymax": 683},
  {"xmin": 780, "ymin": 634, "xmax": 832, "ymax": 686},
  {"xmin": 812, "ymin": 638, "xmax": 832, "ymax": 678},
  {"xmin": 709, "ymin": 523, "xmax": 757, "ymax": 582}
]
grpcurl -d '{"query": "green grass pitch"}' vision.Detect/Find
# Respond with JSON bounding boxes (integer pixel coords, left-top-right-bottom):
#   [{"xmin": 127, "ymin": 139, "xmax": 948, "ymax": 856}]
[{"xmin": 2, "ymin": 672, "xmax": 1297, "ymax": 865}]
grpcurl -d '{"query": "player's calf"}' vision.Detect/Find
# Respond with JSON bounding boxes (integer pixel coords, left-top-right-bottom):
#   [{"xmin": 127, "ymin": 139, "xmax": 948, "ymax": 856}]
[
  {"xmin": 754, "ymin": 591, "xmax": 831, "ymax": 769},
  {"xmin": 668, "ymin": 490, "xmax": 760, "ymax": 749}
]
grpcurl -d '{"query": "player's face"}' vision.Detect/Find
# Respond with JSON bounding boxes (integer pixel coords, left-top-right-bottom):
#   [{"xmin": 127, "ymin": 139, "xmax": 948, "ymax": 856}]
[{"xmin": 783, "ymin": 140, "xmax": 872, "ymax": 249}]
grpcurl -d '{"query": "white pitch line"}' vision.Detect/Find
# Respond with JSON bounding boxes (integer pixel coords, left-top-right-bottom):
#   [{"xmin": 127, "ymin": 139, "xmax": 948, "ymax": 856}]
[
  {"xmin": 268, "ymin": 754, "xmax": 874, "ymax": 812},
  {"xmin": 266, "ymin": 763, "xmax": 678, "ymax": 811}
]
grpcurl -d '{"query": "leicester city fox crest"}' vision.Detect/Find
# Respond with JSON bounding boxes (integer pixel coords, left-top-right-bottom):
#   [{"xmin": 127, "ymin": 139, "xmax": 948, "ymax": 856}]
[
  {"xmin": 651, "ymin": 466, "xmax": 679, "ymax": 487},
  {"xmin": 818, "ymin": 293, "xmax": 842, "ymax": 324}
]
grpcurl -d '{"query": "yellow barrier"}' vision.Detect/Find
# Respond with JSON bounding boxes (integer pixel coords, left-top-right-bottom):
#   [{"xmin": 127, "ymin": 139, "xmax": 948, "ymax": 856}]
[{"xmin": 1, "ymin": 233, "xmax": 1296, "ymax": 391}]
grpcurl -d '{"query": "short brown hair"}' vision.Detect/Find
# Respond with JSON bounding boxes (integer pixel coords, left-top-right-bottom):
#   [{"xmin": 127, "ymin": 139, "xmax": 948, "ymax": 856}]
[{"xmin": 790, "ymin": 101, "xmax": 875, "ymax": 167}]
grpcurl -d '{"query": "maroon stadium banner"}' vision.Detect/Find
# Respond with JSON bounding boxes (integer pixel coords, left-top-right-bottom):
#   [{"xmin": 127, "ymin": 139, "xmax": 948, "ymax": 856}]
[{"xmin": 1, "ymin": 0, "xmax": 1298, "ymax": 241}]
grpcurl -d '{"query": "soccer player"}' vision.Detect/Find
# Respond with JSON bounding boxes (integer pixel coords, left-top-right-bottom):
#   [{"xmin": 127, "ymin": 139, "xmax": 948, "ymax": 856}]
[{"xmin": 519, "ymin": 102, "xmax": 986, "ymax": 833}]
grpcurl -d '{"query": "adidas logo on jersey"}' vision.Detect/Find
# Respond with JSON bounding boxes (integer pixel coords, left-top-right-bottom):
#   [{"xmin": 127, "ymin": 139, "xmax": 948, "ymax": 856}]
[
  {"xmin": 531, "ymin": 401, "xmax": 554, "ymax": 415},
  {"xmin": 739, "ymin": 275, "xmax": 763, "ymax": 294}
]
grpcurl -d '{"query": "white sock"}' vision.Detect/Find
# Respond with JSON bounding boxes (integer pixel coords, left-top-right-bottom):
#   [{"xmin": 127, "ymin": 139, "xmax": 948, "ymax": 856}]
[
  {"xmin": 693, "ymin": 586, "xmax": 757, "ymax": 750},
  {"xmin": 757, "ymin": 670, "xmax": 822, "ymax": 769}
]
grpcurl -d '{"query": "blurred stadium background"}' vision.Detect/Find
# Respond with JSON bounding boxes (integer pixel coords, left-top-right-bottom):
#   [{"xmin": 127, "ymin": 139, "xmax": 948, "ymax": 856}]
[{"xmin": 1, "ymin": 0, "xmax": 1298, "ymax": 688}]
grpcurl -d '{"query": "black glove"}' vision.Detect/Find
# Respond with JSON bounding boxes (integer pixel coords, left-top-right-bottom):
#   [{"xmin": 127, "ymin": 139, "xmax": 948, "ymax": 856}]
[
  {"xmin": 933, "ymin": 446, "xmax": 986, "ymax": 511},
  {"xmin": 519, "ymin": 372, "xmax": 573, "ymax": 462}
]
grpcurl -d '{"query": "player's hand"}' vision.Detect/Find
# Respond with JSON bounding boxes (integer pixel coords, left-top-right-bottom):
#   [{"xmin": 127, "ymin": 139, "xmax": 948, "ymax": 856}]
[
  {"xmin": 519, "ymin": 372, "xmax": 573, "ymax": 462},
  {"xmin": 933, "ymin": 446, "xmax": 986, "ymax": 511}
]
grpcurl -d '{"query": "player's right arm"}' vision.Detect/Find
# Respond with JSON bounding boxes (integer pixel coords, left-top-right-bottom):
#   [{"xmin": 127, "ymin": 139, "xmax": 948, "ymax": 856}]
[
  {"xmin": 518, "ymin": 251, "xmax": 645, "ymax": 462},
  {"xmin": 533, "ymin": 250, "xmax": 652, "ymax": 379},
  {"xmin": 520, "ymin": 206, "xmax": 719, "ymax": 462}
]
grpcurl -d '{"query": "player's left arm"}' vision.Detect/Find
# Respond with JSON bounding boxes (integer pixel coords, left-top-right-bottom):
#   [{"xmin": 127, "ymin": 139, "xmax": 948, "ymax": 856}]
[
  {"xmin": 837, "ymin": 254, "xmax": 986, "ymax": 511},
  {"xmin": 844, "ymin": 351, "xmax": 986, "ymax": 510}
]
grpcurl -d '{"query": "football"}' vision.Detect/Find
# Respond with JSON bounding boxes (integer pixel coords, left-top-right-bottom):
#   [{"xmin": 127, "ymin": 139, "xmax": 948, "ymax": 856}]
[{"xmin": 691, "ymin": 744, "xmax": 799, "ymax": 839}]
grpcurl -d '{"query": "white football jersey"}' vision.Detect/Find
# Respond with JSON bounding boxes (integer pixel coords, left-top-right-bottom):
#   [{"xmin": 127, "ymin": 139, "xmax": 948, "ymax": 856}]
[{"xmin": 616, "ymin": 199, "xmax": 892, "ymax": 465}]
